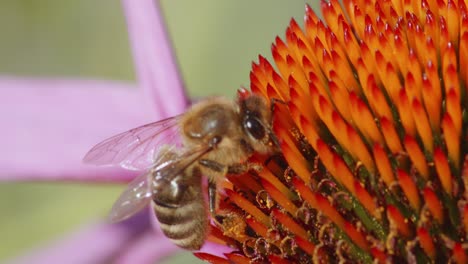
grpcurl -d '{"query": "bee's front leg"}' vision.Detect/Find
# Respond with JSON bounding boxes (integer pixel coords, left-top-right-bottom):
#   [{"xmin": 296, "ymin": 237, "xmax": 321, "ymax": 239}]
[
  {"xmin": 199, "ymin": 158, "xmax": 264, "ymax": 176},
  {"xmin": 227, "ymin": 162, "xmax": 264, "ymax": 174}
]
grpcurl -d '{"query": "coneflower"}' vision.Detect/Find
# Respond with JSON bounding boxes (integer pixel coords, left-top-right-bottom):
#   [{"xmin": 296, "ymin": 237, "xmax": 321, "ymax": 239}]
[{"xmin": 196, "ymin": 0, "xmax": 467, "ymax": 263}]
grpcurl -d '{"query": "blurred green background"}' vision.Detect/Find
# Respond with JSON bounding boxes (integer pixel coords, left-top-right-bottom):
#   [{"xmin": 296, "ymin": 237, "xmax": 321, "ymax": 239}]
[{"xmin": 0, "ymin": 1, "xmax": 317, "ymax": 263}]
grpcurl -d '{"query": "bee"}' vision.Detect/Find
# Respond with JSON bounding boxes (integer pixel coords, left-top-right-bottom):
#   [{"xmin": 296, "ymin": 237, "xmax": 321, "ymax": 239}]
[{"xmin": 83, "ymin": 91, "xmax": 278, "ymax": 250}]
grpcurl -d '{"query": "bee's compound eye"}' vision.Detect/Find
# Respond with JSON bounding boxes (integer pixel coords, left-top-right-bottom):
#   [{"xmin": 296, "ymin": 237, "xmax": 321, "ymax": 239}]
[{"xmin": 244, "ymin": 117, "xmax": 266, "ymax": 140}]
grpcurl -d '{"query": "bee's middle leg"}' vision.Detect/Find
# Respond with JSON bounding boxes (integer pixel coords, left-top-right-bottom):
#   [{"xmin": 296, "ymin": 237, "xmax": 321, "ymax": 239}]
[
  {"xmin": 199, "ymin": 159, "xmax": 263, "ymax": 222},
  {"xmin": 198, "ymin": 159, "xmax": 225, "ymax": 222},
  {"xmin": 208, "ymin": 179, "xmax": 218, "ymax": 218}
]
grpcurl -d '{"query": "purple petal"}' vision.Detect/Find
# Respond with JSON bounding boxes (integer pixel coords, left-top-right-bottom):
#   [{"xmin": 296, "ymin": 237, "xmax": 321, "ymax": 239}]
[
  {"xmin": 0, "ymin": 77, "xmax": 156, "ymax": 182},
  {"xmin": 6, "ymin": 210, "xmax": 179, "ymax": 264},
  {"xmin": 113, "ymin": 231, "xmax": 179, "ymax": 264},
  {"xmin": 122, "ymin": 0, "xmax": 189, "ymax": 117},
  {"xmin": 198, "ymin": 242, "xmax": 233, "ymax": 258}
]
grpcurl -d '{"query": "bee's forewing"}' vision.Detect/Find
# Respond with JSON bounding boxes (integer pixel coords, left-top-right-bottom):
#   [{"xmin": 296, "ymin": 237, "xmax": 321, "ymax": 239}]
[
  {"xmin": 108, "ymin": 172, "xmax": 154, "ymax": 223},
  {"xmin": 83, "ymin": 116, "xmax": 182, "ymax": 171}
]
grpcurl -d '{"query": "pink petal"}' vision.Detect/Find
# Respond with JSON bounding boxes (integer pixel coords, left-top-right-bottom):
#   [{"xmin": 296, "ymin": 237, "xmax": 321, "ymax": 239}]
[
  {"xmin": 198, "ymin": 242, "xmax": 233, "ymax": 258},
  {"xmin": 6, "ymin": 211, "xmax": 179, "ymax": 264},
  {"xmin": 0, "ymin": 77, "xmax": 156, "ymax": 182},
  {"xmin": 114, "ymin": 231, "xmax": 179, "ymax": 264},
  {"xmin": 122, "ymin": 0, "xmax": 188, "ymax": 117}
]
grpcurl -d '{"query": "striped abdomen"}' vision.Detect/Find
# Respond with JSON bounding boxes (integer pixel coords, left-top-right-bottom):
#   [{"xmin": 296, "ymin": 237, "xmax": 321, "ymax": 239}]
[{"xmin": 152, "ymin": 169, "xmax": 208, "ymax": 250}]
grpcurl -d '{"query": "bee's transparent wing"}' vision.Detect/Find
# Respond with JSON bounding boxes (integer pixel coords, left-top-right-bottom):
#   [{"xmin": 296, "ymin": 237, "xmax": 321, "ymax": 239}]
[
  {"xmin": 83, "ymin": 116, "xmax": 183, "ymax": 171},
  {"xmin": 109, "ymin": 145, "xmax": 212, "ymax": 223},
  {"xmin": 108, "ymin": 171, "xmax": 153, "ymax": 223}
]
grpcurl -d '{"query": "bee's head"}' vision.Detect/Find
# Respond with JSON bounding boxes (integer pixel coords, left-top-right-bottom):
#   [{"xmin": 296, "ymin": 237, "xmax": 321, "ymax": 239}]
[{"xmin": 238, "ymin": 93, "xmax": 279, "ymax": 154}]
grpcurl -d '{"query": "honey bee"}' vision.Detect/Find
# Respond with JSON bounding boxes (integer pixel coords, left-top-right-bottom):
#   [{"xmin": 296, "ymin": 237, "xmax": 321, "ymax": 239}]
[{"xmin": 83, "ymin": 91, "xmax": 278, "ymax": 250}]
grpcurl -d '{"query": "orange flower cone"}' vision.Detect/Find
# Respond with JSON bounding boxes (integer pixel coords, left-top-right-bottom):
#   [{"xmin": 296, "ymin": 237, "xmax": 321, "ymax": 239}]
[{"xmin": 197, "ymin": 1, "xmax": 468, "ymax": 263}]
